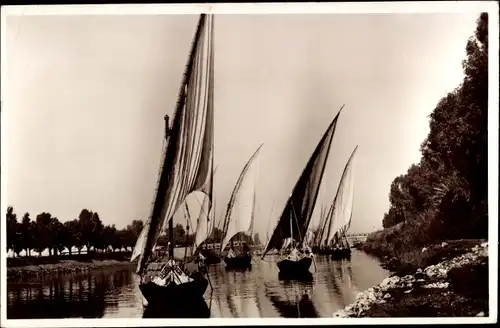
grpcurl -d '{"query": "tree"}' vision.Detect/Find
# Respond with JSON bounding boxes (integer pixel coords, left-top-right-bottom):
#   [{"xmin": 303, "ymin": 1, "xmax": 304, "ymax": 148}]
[
  {"xmin": 381, "ymin": 13, "xmax": 489, "ymax": 242},
  {"xmin": 6, "ymin": 207, "xmax": 22, "ymax": 257},
  {"xmin": 78, "ymin": 209, "xmax": 104, "ymax": 253},
  {"xmin": 34, "ymin": 212, "xmax": 54, "ymax": 256},
  {"xmin": 20, "ymin": 213, "xmax": 35, "ymax": 256}
]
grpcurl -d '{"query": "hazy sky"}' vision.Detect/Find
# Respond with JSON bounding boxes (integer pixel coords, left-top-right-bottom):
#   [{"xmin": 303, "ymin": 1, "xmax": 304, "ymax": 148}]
[{"xmin": 4, "ymin": 12, "xmax": 480, "ymax": 241}]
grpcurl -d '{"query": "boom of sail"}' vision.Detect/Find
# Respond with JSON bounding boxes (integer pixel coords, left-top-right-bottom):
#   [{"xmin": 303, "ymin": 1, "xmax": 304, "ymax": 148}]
[
  {"xmin": 220, "ymin": 144, "xmax": 263, "ymax": 254},
  {"xmin": 131, "ymin": 14, "xmax": 215, "ymax": 275},
  {"xmin": 319, "ymin": 145, "xmax": 358, "ymax": 248},
  {"xmin": 261, "ymin": 106, "xmax": 343, "ymax": 257}
]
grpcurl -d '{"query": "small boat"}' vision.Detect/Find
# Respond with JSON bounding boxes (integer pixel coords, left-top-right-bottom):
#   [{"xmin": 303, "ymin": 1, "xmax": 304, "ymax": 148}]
[
  {"xmin": 261, "ymin": 106, "xmax": 344, "ymax": 276},
  {"xmin": 129, "ymin": 14, "xmax": 215, "ymax": 310},
  {"xmin": 315, "ymin": 146, "xmax": 358, "ymax": 260},
  {"xmin": 219, "ymin": 145, "xmax": 263, "ymax": 270}
]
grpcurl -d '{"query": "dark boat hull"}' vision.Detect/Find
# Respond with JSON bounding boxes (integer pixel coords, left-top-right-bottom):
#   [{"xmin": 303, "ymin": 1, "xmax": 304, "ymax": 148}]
[
  {"xmin": 277, "ymin": 257, "xmax": 313, "ymax": 274},
  {"xmin": 200, "ymin": 250, "xmax": 221, "ymax": 265},
  {"xmin": 224, "ymin": 254, "xmax": 252, "ymax": 269},
  {"xmin": 139, "ymin": 277, "xmax": 208, "ymax": 307}
]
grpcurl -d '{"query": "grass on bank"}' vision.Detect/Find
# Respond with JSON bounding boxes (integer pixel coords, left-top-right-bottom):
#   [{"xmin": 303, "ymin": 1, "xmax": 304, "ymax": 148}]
[{"xmin": 362, "ymin": 210, "xmax": 487, "ymax": 275}]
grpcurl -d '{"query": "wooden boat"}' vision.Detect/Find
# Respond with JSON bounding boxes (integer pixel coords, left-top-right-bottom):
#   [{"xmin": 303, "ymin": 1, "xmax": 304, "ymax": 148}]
[
  {"xmin": 129, "ymin": 14, "xmax": 215, "ymax": 310},
  {"xmin": 261, "ymin": 106, "xmax": 344, "ymax": 276},
  {"xmin": 219, "ymin": 145, "xmax": 263, "ymax": 270},
  {"xmin": 314, "ymin": 146, "xmax": 358, "ymax": 261}
]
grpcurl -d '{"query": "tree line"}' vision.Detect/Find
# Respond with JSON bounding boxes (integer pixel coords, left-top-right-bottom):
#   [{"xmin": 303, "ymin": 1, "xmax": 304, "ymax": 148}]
[
  {"xmin": 379, "ymin": 13, "xmax": 488, "ymax": 246},
  {"xmin": 6, "ymin": 206, "xmax": 147, "ymax": 257},
  {"xmin": 6, "ymin": 206, "xmax": 263, "ymax": 258}
]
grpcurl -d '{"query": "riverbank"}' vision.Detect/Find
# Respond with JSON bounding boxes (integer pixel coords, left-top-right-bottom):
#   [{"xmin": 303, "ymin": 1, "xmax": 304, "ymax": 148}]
[
  {"xmin": 333, "ymin": 241, "xmax": 489, "ymax": 317},
  {"xmin": 7, "ymin": 258, "xmax": 136, "ymax": 280}
]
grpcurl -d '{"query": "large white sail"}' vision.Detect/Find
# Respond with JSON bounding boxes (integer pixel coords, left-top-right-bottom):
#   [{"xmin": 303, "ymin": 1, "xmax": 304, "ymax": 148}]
[
  {"xmin": 220, "ymin": 145, "xmax": 263, "ymax": 253},
  {"xmin": 131, "ymin": 15, "xmax": 215, "ymax": 274},
  {"xmin": 321, "ymin": 146, "xmax": 358, "ymax": 246}
]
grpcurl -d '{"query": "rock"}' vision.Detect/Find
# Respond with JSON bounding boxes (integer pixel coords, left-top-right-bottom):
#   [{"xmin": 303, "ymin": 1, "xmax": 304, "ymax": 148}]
[
  {"xmin": 421, "ymin": 247, "xmax": 428, "ymax": 253},
  {"xmin": 416, "ymin": 268, "xmax": 423, "ymax": 274},
  {"xmin": 441, "ymin": 242, "xmax": 448, "ymax": 247},
  {"xmin": 333, "ymin": 309, "xmax": 349, "ymax": 318},
  {"xmin": 404, "ymin": 289, "xmax": 412, "ymax": 294},
  {"xmin": 384, "ymin": 293, "xmax": 391, "ymax": 299},
  {"xmin": 423, "ymin": 282, "xmax": 449, "ymax": 289},
  {"xmin": 481, "ymin": 242, "xmax": 488, "ymax": 248},
  {"xmin": 476, "ymin": 311, "xmax": 485, "ymax": 317}
]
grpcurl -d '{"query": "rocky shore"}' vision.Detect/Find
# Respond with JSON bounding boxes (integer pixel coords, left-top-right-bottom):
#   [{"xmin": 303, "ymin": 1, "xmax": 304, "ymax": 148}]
[
  {"xmin": 333, "ymin": 241, "xmax": 489, "ymax": 317},
  {"xmin": 7, "ymin": 259, "xmax": 136, "ymax": 280}
]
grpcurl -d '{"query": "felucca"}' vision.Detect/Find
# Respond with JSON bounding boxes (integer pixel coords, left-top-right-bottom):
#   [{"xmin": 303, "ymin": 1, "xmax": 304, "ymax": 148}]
[
  {"xmin": 261, "ymin": 106, "xmax": 344, "ymax": 277},
  {"xmin": 130, "ymin": 14, "xmax": 215, "ymax": 309},
  {"xmin": 219, "ymin": 145, "xmax": 263, "ymax": 269},
  {"xmin": 316, "ymin": 146, "xmax": 358, "ymax": 260}
]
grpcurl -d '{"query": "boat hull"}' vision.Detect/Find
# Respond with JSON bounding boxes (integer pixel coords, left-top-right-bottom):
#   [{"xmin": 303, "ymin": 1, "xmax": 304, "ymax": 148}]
[
  {"xmin": 139, "ymin": 277, "xmax": 208, "ymax": 308},
  {"xmin": 277, "ymin": 256, "xmax": 312, "ymax": 274},
  {"xmin": 200, "ymin": 250, "xmax": 221, "ymax": 265},
  {"xmin": 224, "ymin": 254, "xmax": 252, "ymax": 269}
]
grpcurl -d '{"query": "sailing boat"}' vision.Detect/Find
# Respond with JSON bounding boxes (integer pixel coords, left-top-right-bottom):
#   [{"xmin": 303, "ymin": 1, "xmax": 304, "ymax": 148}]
[
  {"xmin": 219, "ymin": 145, "xmax": 263, "ymax": 269},
  {"xmin": 317, "ymin": 146, "xmax": 358, "ymax": 260},
  {"xmin": 261, "ymin": 106, "xmax": 344, "ymax": 276},
  {"xmin": 129, "ymin": 14, "xmax": 215, "ymax": 309}
]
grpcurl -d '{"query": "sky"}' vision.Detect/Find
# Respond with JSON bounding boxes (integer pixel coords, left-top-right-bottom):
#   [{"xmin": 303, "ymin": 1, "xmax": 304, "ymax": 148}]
[{"xmin": 3, "ymin": 12, "xmax": 481, "ymax": 243}]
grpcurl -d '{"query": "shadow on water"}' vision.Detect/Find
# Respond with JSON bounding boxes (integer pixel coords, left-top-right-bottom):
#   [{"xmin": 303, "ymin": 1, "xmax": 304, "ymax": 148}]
[
  {"xmin": 278, "ymin": 270, "xmax": 314, "ymax": 283},
  {"xmin": 7, "ymin": 268, "xmax": 132, "ymax": 319},
  {"xmin": 268, "ymin": 293, "xmax": 319, "ymax": 318},
  {"xmin": 142, "ymin": 297, "xmax": 211, "ymax": 318}
]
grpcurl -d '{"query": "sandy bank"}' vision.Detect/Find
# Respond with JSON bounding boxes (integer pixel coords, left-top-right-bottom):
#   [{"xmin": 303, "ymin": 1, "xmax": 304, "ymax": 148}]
[{"xmin": 333, "ymin": 241, "xmax": 489, "ymax": 317}]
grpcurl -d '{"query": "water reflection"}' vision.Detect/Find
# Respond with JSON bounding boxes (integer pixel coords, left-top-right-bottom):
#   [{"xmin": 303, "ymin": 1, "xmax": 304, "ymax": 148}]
[
  {"xmin": 7, "ymin": 250, "xmax": 388, "ymax": 319},
  {"xmin": 143, "ymin": 298, "xmax": 211, "ymax": 318}
]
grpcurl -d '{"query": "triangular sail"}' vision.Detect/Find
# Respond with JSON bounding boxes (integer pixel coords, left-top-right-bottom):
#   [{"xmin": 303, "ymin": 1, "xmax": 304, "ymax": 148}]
[
  {"xmin": 262, "ymin": 107, "xmax": 343, "ymax": 257},
  {"xmin": 321, "ymin": 146, "xmax": 358, "ymax": 247},
  {"xmin": 313, "ymin": 203, "xmax": 329, "ymax": 246},
  {"xmin": 220, "ymin": 144, "xmax": 263, "ymax": 253},
  {"xmin": 131, "ymin": 14, "xmax": 215, "ymax": 275}
]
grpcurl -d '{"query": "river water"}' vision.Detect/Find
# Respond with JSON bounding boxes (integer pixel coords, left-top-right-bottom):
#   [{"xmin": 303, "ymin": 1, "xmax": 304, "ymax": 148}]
[{"xmin": 6, "ymin": 250, "xmax": 388, "ymax": 319}]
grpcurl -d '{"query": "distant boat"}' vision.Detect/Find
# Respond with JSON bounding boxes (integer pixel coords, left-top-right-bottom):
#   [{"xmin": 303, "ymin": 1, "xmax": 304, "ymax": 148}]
[
  {"xmin": 129, "ymin": 14, "xmax": 215, "ymax": 309},
  {"xmin": 315, "ymin": 146, "xmax": 358, "ymax": 260},
  {"xmin": 261, "ymin": 106, "xmax": 344, "ymax": 277},
  {"xmin": 219, "ymin": 145, "xmax": 263, "ymax": 270}
]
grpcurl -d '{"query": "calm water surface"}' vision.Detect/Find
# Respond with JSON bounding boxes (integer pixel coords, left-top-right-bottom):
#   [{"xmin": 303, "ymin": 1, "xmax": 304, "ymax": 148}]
[{"xmin": 7, "ymin": 250, "xmax": 388, "ymax": 318}]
